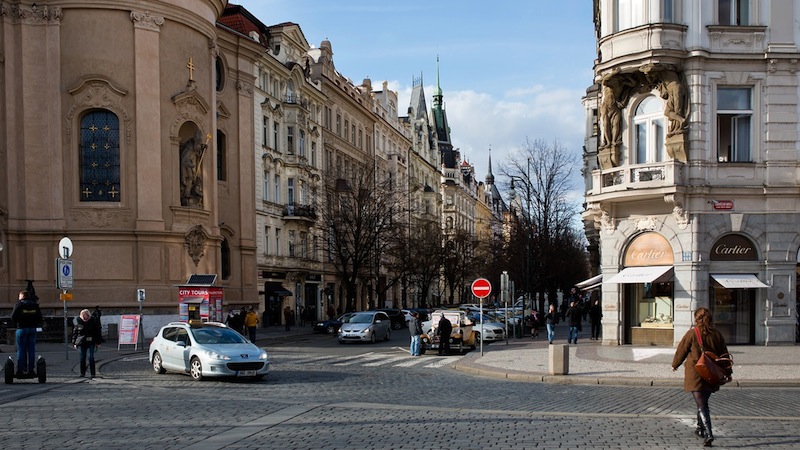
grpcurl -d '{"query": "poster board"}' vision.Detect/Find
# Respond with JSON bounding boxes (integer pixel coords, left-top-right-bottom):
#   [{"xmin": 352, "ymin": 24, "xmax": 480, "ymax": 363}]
[{"xmin": 118, "ymin": 314, "xmax": 141, "ymax": 350}]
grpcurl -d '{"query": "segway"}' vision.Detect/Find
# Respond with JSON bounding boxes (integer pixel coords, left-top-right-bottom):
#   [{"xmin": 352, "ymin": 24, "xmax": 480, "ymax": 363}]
[{"xmin": 4, "ymin": 356, "xmax": 46, "ymax": 384}]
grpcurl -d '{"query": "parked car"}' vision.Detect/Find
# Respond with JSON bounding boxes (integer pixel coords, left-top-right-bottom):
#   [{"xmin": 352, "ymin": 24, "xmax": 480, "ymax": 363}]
[
  {"xmin": 338, "ymin": 311, "xmax": 392, "ymax": 344},
  {"xmin": 149, "ymin": 321, "xmax": 269, "ymax": 381},
  {"xmin": 472, "ymin": 320, "xmax": 507, "ymax": 342},
  {"xmin": 313, "ymin": 313, "xmax": 355, "ymax": 335},
  {"xmin": 375, "ymin": 308, "xmax": 406, "ymax": 329}
]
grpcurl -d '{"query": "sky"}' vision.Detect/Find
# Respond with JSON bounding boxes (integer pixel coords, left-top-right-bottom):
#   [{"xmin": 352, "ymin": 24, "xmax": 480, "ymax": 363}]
[{"xmin": 234, "ymin": 0, "xmax": 597, "ymax": 195}]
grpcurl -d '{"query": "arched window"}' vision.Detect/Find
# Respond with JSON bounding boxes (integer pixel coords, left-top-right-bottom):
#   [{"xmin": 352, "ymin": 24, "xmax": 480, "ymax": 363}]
[
  {"xmin": 633, "ymin": 96, "xmax": 665, "ymax": 164},
  {"xmin": 221, "ymin": 238, "xmax": 231, "ymax": 280},
  {"xmin": 80, "ymin": 110, "xmax": 121, "ymax": 202}
]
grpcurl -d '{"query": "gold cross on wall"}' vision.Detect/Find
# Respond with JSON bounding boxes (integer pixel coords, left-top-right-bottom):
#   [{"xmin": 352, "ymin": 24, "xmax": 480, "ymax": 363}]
[{"xmin": 187, "ymin": 57, "xmax": 195, "ymax": 81}]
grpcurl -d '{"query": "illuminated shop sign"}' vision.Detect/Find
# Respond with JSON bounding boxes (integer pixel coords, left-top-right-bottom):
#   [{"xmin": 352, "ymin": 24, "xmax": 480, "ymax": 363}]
[
  {"xmin": 710, "ymin": 234, "xmax": 758, "ymax": 261},
  {"xmin": 623, "ymin": 232, "xmax": 674, "ymax": 267}
]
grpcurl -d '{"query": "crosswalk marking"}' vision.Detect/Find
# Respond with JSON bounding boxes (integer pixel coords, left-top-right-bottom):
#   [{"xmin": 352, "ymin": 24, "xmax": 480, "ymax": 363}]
[{"xmin": 271, "ymin": 352, "xmax": 462, "ymax": 369}]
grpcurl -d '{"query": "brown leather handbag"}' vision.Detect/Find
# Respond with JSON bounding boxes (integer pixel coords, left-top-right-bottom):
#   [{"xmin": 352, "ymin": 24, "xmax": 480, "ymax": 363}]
[{"xmin": 694, "ymin": 327, "xmax": 733, "ymax": 385}]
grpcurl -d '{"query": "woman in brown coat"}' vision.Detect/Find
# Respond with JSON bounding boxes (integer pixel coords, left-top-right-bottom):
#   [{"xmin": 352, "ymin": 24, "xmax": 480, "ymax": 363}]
[{"xmin": 672, "ymin": 307, "xmax": 731, "ymax": 447}]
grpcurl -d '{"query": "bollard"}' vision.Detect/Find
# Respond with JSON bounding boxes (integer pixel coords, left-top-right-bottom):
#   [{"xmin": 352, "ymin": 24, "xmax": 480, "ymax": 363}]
[{"xmin": 548, "ymin": 343, "xmax": 569, "ymax": 375}]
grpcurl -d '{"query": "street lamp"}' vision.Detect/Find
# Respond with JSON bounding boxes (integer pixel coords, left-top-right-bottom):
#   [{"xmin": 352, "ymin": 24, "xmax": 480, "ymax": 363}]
[{"xmin": 508, "ymin": 158, "xmax": 532, "ymax": 328}]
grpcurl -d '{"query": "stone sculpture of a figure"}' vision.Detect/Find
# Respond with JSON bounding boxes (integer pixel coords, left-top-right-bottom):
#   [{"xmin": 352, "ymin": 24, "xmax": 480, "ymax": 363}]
[
  {"xmin": 180, "ymin": 129, "xmax": 207, "ymax": 207},
  {"xmin": 657, "ymin": 70, "xmax": 689, "ymax": 136},
  {"xmin": 599, "ymin": 70, "xmax": 636, "ymax": 148}
]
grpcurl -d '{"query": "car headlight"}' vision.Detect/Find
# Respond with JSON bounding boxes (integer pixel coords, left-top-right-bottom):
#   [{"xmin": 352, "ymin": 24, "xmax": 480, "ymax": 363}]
[
  {"xmin": 316, "ymin": 322, "xmax": 324, "ymax": 327},
  {"xmin": 259, "ymin": 350, "xmax": 268, "ymax": 360},
  {"xmin": 204, "ymin": 350, "xmax": 231, "ymax": 361}
]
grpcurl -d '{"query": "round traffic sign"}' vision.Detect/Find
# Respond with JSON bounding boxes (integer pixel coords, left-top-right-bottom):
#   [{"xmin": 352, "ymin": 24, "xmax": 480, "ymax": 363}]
[
  {"xmin": 58, "ymin": 237, "xmax": 74, "ymax": 259},
  {"xmin": 471, "ymin": 278, "xmax": 492, "ymax": 299}
]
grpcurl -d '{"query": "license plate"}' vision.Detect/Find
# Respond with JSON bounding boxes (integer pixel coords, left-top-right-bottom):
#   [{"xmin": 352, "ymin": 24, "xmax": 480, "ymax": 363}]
[{"xmin": 237, "ymin": 370, "xmax": 256, "ymax": 377}]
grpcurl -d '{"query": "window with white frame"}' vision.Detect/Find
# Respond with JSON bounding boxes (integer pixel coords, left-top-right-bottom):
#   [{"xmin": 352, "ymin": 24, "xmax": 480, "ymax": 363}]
[
  {"xmin": 311, "ymin": 141, "xmax": 317, "ymax": 167},
  {"xmin": 262, "ymin": 116, "xmax": 268, "ymax": 148},
  {"xmin": 288, "ymin": 230, "xmax": 295, "ymax": 257},
  {"xmin": 273, "ymin": 121, "xmax": 279, "ymax": 151},
  {"xmin": 264, "ymin": 226, "xmax": 270, "ymax": 255},
  {"xmin": 299, "ymin": 130, "xmax": 305, "ymax": 157},
  {"xmin": 263, "ymin": 168, "xmax": 270, "ymax": 201},
  {"xmin": 274, "ymin": 174, "xmax": 280, "ymax": 203},
  {"xmin": 287, "ymin": 126, "xmax": 294, "ymax": 154},
  {"xmin": 717, "ymin": 87, "xmax": 752, "ymax": 162},
  {"xmin": 616, "ymin": 0, "xmax": 644, "ymax": 31},
  {"xmin": 275, "ymin": 228, "xmax": 281, "ymax": 256},
  {"xmin": 633, "ymin": 96, "xmax": 666, "ymax": 164},
  {"xmin": 288, "ymin": 178, "xmax": 295, "ymax": 207},
  {"xmin": 719, "ymin": 0, "xmax": 749, "ymax": 25}
]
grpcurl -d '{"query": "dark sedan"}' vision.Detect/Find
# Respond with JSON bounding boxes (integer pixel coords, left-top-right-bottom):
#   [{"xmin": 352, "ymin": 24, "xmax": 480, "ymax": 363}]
[
  {"xmin": 375, "ymin": 308, "xmax": 406, "ymax": 330},
  {"xmin": 313, "ymin": 313, "xmax": 355, "ymax": 335}
]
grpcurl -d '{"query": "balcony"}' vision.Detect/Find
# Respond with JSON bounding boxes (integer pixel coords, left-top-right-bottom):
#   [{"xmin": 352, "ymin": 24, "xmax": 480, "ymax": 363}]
[
  {"xmin": 597, "ymin": 23, "xmax": 687, "ymax": 70},
  {"xmin": 282, "ymin": 204, "xmax": 317, "ymax": 221},
  {"xmin": 588, "ymin": 160, "xmax": 684, "ymax": 201}
]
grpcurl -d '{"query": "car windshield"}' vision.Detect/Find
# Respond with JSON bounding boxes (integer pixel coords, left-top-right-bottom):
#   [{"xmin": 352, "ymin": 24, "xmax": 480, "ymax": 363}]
[
  {"xmin": 348, "ymin": 314, "xmax": 374, "ymax": 324},
  {"xmin": 191, "ymin": 327, "xmax": 248, "ymax": 345}
]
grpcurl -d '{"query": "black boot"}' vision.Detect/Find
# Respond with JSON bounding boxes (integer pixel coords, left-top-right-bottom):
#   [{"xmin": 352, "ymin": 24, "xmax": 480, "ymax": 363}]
[
  {"xmin": 694, "ymin": 410, "xmax": 706, "ymax": 438},
  {"xmin": 699, "ymin": 407, "xmax": 714, "ymax": 447}
]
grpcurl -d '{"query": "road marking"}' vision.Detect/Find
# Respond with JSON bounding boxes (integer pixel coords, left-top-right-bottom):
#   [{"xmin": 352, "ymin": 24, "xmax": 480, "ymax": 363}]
[
  {"xmin": 424, "ymin": 356, "xmax": 460, "ymax": 368},
  {"xmin": 363, "ymin": 355, "xmax": 408, "ymax": 366}
]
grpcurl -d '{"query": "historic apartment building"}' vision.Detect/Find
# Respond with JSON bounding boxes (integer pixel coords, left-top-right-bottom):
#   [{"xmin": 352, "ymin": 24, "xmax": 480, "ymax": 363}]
[{"xmin": 583, "ymin": 0, "xmax": 799, "ymax": 346}]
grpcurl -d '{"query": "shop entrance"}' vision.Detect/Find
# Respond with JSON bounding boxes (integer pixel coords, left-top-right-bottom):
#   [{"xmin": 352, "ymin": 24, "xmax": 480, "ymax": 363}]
[{"xmin": 711, "ymin": 284, "xmax": 755, "ymax": 344}]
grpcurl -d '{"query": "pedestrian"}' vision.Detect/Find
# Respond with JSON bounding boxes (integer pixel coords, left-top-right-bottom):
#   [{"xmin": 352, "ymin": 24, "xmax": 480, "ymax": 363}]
[
  {"xmin": 589, "ymin": 299, "xmax": 603, "ymax": 340},
  {"xmin": 239, "ymin": 307, "xmax": 247, "ymax": 334},
  {"xmin": 244, "ymin": 307, "xmax": 259, "ymax": 342},
  {"xmin": 436, "ymin": 314, "xmax": 452, "ymax": 356},
  {"xmin": 283, "ymin": 306, "xmax": 292, "ymax": 331},
  {"xmin": 527, "ymin": 309, "xmax": 540, "ymax": 339},
  {"xmin": 566, "ymin": 300, "xmax": 581, "ymax": 344},
  {"xmin": 544, "ymin": 304, "xmax": 559, "ymax": 344},
  {"xmin": 408, "ymin": 311, "xmax": 423, "ymax": 356},
  {"xmin": 92, "ymin": 305, "xmax": 103, "ymax": 325},
  {"xmin": 10, "ymin": 290, "xmax": 43, "ymax": 376},
  {"xmin": 327, "ymin": 303, "xmax": 336, "ymax": 320},
  {"xmin": 672, "ymin": 307, "xmax": 732, "ymax": 447},
  {"xmin": 72, "ymin": 308, "xmax": 104, "ymax": 379},
  {"xmin": 299, "ymin": 306, "xmax": 306, "ymax": 326}
]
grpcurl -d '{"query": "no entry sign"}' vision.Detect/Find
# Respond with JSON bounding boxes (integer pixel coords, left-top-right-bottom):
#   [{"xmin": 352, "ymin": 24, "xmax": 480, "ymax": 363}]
[{"xmin": 471, "ymin": 278, "xmax": 492, "ymax": 299}]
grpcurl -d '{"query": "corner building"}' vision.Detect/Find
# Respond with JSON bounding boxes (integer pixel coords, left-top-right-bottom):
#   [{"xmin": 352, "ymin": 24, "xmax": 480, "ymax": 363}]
[{"xmin": 583, "ymin": 1, "xmax": 799, "ymax": 346}]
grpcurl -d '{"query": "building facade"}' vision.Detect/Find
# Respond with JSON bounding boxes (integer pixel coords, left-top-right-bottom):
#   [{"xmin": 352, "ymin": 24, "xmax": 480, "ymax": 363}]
[
  {"xmin": 0, "ymin": 1, "xmax": 261, "ymax": 322},
  {"xmin": 583, "ymin": 0, "xmax": 799, "ymax": 345}
]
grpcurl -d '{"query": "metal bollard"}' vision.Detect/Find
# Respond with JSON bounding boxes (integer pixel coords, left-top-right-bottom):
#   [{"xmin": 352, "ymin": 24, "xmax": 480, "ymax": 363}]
[{"xmin": 548, "ymin": 343, "xmax": 569, "ymax": 375}]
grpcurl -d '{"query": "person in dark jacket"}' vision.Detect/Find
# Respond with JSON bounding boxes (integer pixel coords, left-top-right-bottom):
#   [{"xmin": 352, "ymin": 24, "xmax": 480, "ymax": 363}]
[
  {"xmin": 589, "ymin": 300, "xmax": 603, "ymax": 340},
  {"xmin": 73, "ymin": 308, "xmax": 104, "ymax": 379},
  {"xmin": 11, "ymin": 290, "xmax": 43, "ymax": 376},
  {"xmin": 672, "ymin": 307, "xmax": 731, "ymax": 447},
  {"xmin": 436, "ymin": 314, "xmax": 452, "ymax": 356},
  {"xmin": 408, "ymin": 312, "xmax": 423, "ymax": 356},
  {"xmin": 544, "ymin": 304, "xmax": 559, "ymax": 344},
  {"xmin": 565, "ymin": 301, "xmax": 581, "ymax": 344}
]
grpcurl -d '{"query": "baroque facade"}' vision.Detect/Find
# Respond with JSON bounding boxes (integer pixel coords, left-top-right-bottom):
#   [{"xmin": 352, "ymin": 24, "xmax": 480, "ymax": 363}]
[{"xmin": 583, "ymin": 0, "xmax": 799, "ymax": 345}]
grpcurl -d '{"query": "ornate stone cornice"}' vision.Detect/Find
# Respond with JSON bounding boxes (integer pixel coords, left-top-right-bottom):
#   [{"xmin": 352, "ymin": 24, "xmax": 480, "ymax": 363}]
[
  {"xmin": 73, "ymin": 208, "xmax": 132, "ymax": 228},
  {"xmin": 65, "ymin": 76, "xmax": 133, "ymax": 145},
  {"xmin": 130, "ymin": 10, "xmax": 164, "ymax": 31},
  {"xmin": 1, "ymin": 2, "xmax": 62, "ymax": 24}
]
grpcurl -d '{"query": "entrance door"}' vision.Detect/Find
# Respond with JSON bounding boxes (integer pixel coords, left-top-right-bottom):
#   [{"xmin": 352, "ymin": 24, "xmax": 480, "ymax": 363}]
[{"xmin": 711, "ymin": 285, "xmax": 755, "ymax": 344}]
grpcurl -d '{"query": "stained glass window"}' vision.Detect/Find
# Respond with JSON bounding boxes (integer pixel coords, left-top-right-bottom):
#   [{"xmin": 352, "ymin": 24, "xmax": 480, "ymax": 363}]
[{"xmin": 80, "ymin": 110, "xmax": 120, "ymax": 202}]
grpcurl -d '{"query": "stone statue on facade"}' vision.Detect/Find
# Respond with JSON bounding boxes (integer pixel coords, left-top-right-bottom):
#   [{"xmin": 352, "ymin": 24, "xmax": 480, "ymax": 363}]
[{"xmin": 180, "ymin": 129, "xmax": 207, "ymax": 207}]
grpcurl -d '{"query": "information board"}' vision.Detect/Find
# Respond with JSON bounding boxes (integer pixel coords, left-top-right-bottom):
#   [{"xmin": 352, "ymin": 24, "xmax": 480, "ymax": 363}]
[{"xmin": 118, "ymin": 315, "xmax": 141, "ymax": 350}]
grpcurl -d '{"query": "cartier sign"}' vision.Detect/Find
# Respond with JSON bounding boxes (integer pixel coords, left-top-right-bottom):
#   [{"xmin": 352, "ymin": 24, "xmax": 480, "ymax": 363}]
[
  {"xmin": 623, "ymin": 232, "xmax": 674, "ymax": 267},
  {"xmin": 710, "ymin": 234, "xmax": 757, "ymax": 261}
]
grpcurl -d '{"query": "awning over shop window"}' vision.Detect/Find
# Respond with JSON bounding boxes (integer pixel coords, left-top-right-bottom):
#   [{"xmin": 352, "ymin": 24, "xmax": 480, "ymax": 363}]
[
  {"xmin": 711, "ymin": 274, "xmax": 770, "ymax": 289},
  {"xmin": 581, "ymin": 283, "xmax": 602, "ymax": 291},
  {"xmin": 604, "ymin": 266, "xmax": 673, "ymax": 284},
  {"xmin": 575, "ymin": 274, "xmax": 603, "ymax": 289}
]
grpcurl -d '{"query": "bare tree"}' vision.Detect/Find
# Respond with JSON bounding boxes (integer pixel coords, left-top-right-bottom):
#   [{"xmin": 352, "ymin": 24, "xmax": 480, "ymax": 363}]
[
  {"xmin": 502, "ymin": 139, "xmax": 588, "ymax": 311},
  {"xmin": 442, "ymin": 228, "xmax": 479, "ymax": 305},
  {"xmin": 319, "ymin": 163, "xmax": 404, "ymax": 312}
]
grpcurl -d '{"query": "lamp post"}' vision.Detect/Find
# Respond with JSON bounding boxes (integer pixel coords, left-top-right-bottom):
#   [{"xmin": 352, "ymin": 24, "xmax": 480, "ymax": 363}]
[{"xmin": 508, "ymin": 158, "xmax": 532, "ymax": 330}]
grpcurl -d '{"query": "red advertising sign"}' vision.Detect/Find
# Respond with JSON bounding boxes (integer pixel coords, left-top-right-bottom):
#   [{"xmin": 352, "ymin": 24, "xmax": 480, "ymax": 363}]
[
  {"xmin": 712, "ymin": 200, "xmax": 734, "ymax": 210},
  {"xmin": 118, "ymin": 315, "xmax": 141, "ymax": 350},
  {"xmin": 471, "ymin": 278, "xmax": 492, "ymax": 299}
]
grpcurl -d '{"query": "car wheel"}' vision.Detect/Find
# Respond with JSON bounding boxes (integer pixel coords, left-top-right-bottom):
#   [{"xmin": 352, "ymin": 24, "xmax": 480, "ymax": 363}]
[
  {"xmin": 384, "ymin": 328, "xmax": 391, "ymax": 341},
  {"xmin": 152, "ymin": 352, "xmax": 166, "ymax": 374},
  {"xmin": 189, "ymin": 357, "xmax": 204, "ymax": 381},
  {"xmin": 326, "ymin": 325, "xmax": 336, "ymax": 335},
  {"xmin": 370, "ymin": 332, "xmax": 377, "ymax": 344},
  {"xmin": 474, "ymin": 332, "xmax": 481, "ymax": 342}
]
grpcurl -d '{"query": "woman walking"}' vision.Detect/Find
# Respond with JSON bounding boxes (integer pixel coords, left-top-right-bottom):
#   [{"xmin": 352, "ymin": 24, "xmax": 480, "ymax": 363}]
[
  {"xmin": 672, "ymin": 307, "xmax": 731, "ymax": 447},
  {"xmin": 544, "ymin": 304, "xmax": 559, "ymax": 344},
  {"xmin": 73, "ymin": 308, "xmax": 104, "ymax": 379}
]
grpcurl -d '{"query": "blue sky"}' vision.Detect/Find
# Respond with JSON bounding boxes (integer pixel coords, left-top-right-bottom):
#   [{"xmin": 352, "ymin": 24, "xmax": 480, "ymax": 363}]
[{"xmin": 235, "ymin": 0, "xmax": 597, "ymax": 190}]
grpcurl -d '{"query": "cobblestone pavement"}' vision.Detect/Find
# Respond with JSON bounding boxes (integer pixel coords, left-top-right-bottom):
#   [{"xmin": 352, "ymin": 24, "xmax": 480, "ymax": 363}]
[{"xmin": 1, "ymin": 343, "xmax": 799, "ymax": 449}]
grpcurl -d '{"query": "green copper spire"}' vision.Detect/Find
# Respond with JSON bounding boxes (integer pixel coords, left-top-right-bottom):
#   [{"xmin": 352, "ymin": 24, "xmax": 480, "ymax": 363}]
[{"xmin": 433, "ymin": 56, "xmax": 443, "ymax": 108}]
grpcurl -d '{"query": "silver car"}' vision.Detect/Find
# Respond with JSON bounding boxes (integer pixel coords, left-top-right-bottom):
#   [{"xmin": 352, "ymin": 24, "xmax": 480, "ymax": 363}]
[
  {"xmin": 149, "ymin": 322, "xmax": 269, "ymax": 381},
  {"xmin": 337, "ymin": 311, "xmax": 392, "ymax": 344}
]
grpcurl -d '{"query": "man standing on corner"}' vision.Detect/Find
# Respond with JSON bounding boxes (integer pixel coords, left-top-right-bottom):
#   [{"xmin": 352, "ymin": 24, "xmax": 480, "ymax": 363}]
[
  {"xmin": 437, "ymin": 314, "xmax": 452, "ymax": 356},
  {"xmin": 566, "ymin": 300, "xmax": 581, "ymax": 344},
  {"xmin": 11, "ymin": 290, "xmax": 43, "ymax": 376},
  {"xmin": 408, "ymin": 311, "xmax": 422, "ymax": 356}
]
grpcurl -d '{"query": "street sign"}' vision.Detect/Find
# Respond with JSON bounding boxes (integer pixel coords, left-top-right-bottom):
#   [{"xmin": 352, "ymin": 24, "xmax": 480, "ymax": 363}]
[
  {"xmin": 57, "ymin": 258, "xmax": 74, "ymax": 289},
  {"xmin": 471, "ymin": 278, "xmax": 492, "ymax": 299},
  {"xmin": 60, "ymin": 292, "xmax": 73, "ymax": 301},
  {"xmin": 58, "ymin": 236, "xmax": 74, "ymax": 259}
]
